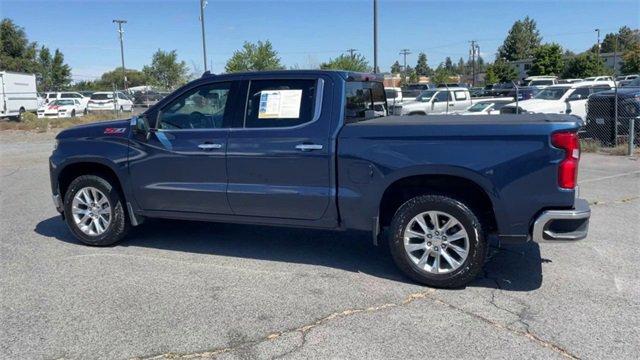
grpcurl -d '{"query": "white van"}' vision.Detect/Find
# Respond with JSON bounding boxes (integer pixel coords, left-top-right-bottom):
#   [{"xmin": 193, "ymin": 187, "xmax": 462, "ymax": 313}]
[{"xmin": 0, "ymin": 71, "xmax": 39, "ymax": 119}]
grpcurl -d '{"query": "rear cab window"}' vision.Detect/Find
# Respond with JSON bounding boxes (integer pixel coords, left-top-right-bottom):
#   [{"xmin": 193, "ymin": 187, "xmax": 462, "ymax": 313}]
[{"xmin": 345, "ymin": 80, "xmax": 387, "ymax": 123}]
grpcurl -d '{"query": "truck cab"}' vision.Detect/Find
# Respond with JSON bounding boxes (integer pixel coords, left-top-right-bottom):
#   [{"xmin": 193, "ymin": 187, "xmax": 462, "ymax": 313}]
[{"xmin": 391, "ymin": 87, "xmax": 472, "ymax": 116}]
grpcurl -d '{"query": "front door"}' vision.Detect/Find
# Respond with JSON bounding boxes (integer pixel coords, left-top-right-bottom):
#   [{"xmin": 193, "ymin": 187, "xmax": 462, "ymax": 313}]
[
  {"xmin": 226, "ymin": 77, "xmax": 333, "ymax": 220},
  {"xmin": 128, "ymin": 81, "xmax": 236, "ymax": 214}
]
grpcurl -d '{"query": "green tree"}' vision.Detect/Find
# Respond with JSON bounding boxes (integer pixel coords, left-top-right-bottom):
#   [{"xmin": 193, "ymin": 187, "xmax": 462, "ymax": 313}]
[
  {"xmin": 37, "ymin": 46, "xmax": 52, "ymax": 90},
  {"xmin": 528, "ymin": 43, "xmax": 564, "ymax": 76},
  {"xmin": 486, "ymin": 59, "xmax": 518, "ymax": 82},
  {"xmin": 143, "ymin": 49, "xmax": 189, "ymax": 89},
  {"xmin": 485, "ymin": 67, "xmax": 498, "ymax": 85},
  {"xmin": 0, "ymin": 18, "xmax": 39, "ymax": 72},
  {"xmin": 456, "ymin": 57, "xmax": 466, "ymax": 75},
  {"xmin": 621, "ymin": 43, "xmax": 640, "ymax": 75},
  {"xmin": 415, "ymin": 52, "xmax": 431, "ymax": 76},
  {"xmin": 48, "ymin": 49, "xmax": 71, "ymax": 90},
  {"xmin": 99, "ymin": 67, "xmax": 149, "ymax": 88},
  {"xmin": 390, "ymin": 60, "xmax": 402, "ymax": 74},
  {"xmin": 562, "ymin": 52, "xmax": 610, "ymax": 78},
  {"xmin": 320, "ymin": 53, "xmax": 370, "ymax": 72},
  {"xmin": 444, "ymin": 57, "xmax": 453, "ymax": 72},
  {"xmin": 430, "ymin": 65, "xmax": 453, "ymax": 85},
  {"xmin": 498, "ymin": 16, "xmax": 542, "ymax": 61},
  {"xmin": 225, "ymin": 40, "xmax": 284, "ymax": 73},
  {"xmin": 592, "ymin": 26, "xmax": 640, "ymax": 53}
]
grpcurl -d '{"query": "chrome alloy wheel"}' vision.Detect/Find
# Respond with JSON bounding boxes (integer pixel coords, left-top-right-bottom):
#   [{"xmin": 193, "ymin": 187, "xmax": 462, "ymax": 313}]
[
  {"xmin": 71, "ymin": 187, "xmax": 112, "ymax": 236},
  {"xmin": 403, "ymin": 210, "xmax": 470, "ymax": 274}
]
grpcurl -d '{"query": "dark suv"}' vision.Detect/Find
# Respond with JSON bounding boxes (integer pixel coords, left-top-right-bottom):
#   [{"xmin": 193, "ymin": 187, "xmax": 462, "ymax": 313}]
[{"xmin": 584, "ymin": 82, "xmax": 640, "ymax": 145}]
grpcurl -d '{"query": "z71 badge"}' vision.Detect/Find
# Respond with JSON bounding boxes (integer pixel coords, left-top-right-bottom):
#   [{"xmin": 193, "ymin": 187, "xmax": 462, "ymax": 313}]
[{"xmin": 104, "ymin": 128, "xmax": 127, "ymax": 135}]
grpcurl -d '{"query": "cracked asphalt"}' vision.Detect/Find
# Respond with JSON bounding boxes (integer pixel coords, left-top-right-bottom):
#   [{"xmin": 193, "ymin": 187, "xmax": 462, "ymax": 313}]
[{"xmin": 1, "ymin": 130, "xmax": 639, "ymax": 359}]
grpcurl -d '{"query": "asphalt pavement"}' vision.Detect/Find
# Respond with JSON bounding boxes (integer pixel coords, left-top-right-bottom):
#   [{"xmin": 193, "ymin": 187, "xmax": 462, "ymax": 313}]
[{"xmin": 0, "ymin": 131, "xmax": 638, "ymax": 359}]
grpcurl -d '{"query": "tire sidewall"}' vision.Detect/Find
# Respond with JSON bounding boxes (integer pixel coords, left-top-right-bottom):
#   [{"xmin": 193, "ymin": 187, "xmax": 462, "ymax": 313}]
[
  {"xmin": 63, "ymin": 175, "xmax": 127, "ymax": 246},
  {"xmin": 389, "ymin": 195, "xmax": 486, "ymax": 288}
]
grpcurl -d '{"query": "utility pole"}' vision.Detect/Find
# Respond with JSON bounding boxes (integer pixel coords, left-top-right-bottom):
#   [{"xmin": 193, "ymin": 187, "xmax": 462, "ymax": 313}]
[
  {"xmin": 373, "ymin": 0, "xmax": 379, "ymax": 73},
  {"xmin": 470, "ymin": 40, "xmax": 477, "ymax": 87},
  {"xmin": 346, "ymin": 48, "xmax": 358, "ymax": 58},
  {"xmin": 595, "ymin": 28, "xmax": 601, "ymax": 57},
  {"xmin": 200, "ymin": 0, "xmax": 208, "ymax": 72},
  {"xmin": 400, "ymin": 49, "xmax": 411, "ymax": 80},
  {"xmin": 112, "ymin": 19, "xmax": 127, "ymax": 90}
]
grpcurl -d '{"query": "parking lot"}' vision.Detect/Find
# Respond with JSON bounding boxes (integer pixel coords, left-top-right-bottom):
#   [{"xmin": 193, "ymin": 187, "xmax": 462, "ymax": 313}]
[{"xmin": 0, "ymin": 130, "xmax": 638, "ymax": 359}]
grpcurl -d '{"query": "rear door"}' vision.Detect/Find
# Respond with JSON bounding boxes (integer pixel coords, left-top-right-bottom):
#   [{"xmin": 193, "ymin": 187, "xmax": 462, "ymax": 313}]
[
  {"xmin": 226, "ymin": 76, "xmax": 333, "ymax": 220},
  {"xmin": 129, "ymin": 80, "xmax": 239, "ymax": 214},
  {"xmin": 566, "ymin": 87, "xmax": 590, "ymax": 119}
]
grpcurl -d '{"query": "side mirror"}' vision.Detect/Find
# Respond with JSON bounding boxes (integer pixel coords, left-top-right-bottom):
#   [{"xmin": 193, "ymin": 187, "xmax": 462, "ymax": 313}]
[{"xmin": 132, "ymin": 115, "xmax": 152, "ymax": 140}]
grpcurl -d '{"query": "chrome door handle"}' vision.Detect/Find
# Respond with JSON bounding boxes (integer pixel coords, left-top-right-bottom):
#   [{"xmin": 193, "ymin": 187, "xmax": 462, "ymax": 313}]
[
  {"xmin": 198, "ymin": 143, "xmax": 223, "ymax": 150},
  {"xmin": 295, "ymin": 144, "xmax": 323, "ymax": 151}
]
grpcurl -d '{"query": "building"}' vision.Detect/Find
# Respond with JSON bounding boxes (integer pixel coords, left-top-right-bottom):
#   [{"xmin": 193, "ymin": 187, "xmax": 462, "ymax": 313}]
[{"xmin": 509, "ymin": 52, "xmax": 623, "ymax": 81}]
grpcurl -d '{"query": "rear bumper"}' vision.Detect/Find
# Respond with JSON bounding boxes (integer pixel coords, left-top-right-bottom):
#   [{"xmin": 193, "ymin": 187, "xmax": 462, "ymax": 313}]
[{"xmin": 532, "ymin": 198, "xmax": 590, "ymax": 243}]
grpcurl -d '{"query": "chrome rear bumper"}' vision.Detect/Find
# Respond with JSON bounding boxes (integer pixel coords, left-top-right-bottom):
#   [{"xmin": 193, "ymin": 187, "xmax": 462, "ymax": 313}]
[{"xmin": 532, "ymin": 198, "xmax": 590, "ymax": 243}]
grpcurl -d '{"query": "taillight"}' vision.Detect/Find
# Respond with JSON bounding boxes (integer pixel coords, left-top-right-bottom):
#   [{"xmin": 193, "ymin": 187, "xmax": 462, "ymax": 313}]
[{"xmin": 551, "ymin": 132, "xmax": 580, "ymax": 189}]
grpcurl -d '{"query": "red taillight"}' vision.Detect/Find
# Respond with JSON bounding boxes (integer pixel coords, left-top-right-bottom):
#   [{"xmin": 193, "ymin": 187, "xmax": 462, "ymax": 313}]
[{"xmin": 551, "ymin": 132, "xmax": 580, "ymax": 189}]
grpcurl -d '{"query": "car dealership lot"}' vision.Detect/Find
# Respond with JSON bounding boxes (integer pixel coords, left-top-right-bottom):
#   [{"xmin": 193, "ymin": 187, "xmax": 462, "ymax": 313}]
[{"xmin": 0, "ymin": 131, "xmax": 638, "ymax": 360}]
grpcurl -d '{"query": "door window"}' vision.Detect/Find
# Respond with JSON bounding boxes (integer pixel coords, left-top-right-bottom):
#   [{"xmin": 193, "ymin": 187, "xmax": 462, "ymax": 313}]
[
  {"xmin": 158, "ymin": 82, "xmax": 231, "ymax": 130},
  {"xmin": 568, "ymin": 88, "xmax": 589, "ymax": 101},
  {"xmin": 244, "ymin": 79, "xmax": 317, "ymax": 128},
  {"xmin": 434, "ymin": 91, "xmax": 451, "ymax": 102}
]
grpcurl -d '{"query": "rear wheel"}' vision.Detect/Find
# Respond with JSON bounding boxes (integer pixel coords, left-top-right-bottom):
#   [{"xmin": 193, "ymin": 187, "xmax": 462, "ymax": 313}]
[
  {"xmin": 18, "ymin": 107, "xmax": 25, "ymax": 121},
  {"xmin": 63, "ymin": 175, "xmax": 130, "ymax": 246},
  {"xmin": 388, "ymin": 194, "xmax": 486, "ymax": 288}
]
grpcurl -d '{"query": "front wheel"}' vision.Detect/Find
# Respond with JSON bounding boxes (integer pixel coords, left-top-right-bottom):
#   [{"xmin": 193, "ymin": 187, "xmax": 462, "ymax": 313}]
[
  {"xmin": 63, "ymin": 175, "xmax": 130, "ymax": 246},
  {"xmin": 388, "ymin": 194, "xmax": 486, "ymax": 288}
]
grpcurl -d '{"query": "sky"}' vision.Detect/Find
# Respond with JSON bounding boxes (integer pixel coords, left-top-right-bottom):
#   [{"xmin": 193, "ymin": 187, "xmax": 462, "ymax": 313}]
[{"xmin": 2, "ymin": 0, "xmax": 639, "ymax": 81}]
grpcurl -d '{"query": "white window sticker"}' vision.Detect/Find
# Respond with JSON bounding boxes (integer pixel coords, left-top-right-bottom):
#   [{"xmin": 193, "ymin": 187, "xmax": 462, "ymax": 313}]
[{"xmin": 258, "ymin": 90, "xmax": 302, "ymax": 119}]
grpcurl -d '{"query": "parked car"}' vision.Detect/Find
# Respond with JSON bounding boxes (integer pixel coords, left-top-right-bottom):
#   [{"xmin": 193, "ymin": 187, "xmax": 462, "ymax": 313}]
[
  {"xmin": 583, "ymin": 76, "xmax": 614, "ymax": 82},
  {"xmin": 401, "ymin": 83, "xmax": 434, "ymax": 102},
  {"xmin": 49, "ymin": 70, "xmax": 590, "ymax": 288},
  {"xmin": 558, "ymin": 79, "xmax": 584, "ymax": 84},
  {"xmin": 133, "ymin": 90, "xmax": 165, "ymax": 107},
  {"xmin": 437, "ymin": 83, "xmax": 469, "ymax": 88},
  {"xmin": 459, "ymin": 98, "xmax": 514, "ymax": 115},
  {"xmin": 584, "ymin": 79, "xmax": 640, "ymax": 145},
  {"xmin": 391, "ymin": 87, "xmax": 472, "ymax": 115},
  {"xmin": 501, "ymin": 81, "xmax": 615, "ymax": 120},
  {"xmin": 44, "ymin": 92, "xmax": 90, "ymax": 112},
  {"xmin": 616, "ymin": 75, "xmax": 640, "ymax": 87},
  {"xmin": 0, "ymin": 71, "xmax": 38, "ymax": 119},
  {"xmin": 384, "ymin": 87, "xmax": 403, "ymax": 105},
  {"xmin": 490, "ymin": 82, "xmax": 517, "ymax": 97},
  {"xmin": 506, "ymin": 86, "xmax": 540, "ymax": 101},
  {"xmin": 37, "ymin": 99, "xmax": 85, "ymax": 118},
  {"xmin": 87, "ymin": 91, "xmax": 134, "ymax": 112},
  {"xmin": 524, "ymin": 76, "xmax": 558, "ymax": 88}
]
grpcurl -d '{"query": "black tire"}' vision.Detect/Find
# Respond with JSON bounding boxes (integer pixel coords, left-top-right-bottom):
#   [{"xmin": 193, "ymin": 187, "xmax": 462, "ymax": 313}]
[
  {"xmin": 71, "ymin": 109, "xmax": 76, "ymax": 118},
  {"xmin": 388, "ymin": 194, "xmax": 486, "ymax": 288},
  {"xmin": 63, "ymin": 175, "xmax": 130, "ymax": 246},
  {"xmin": 18, "ymin": 107, "xmax": 25, "ymax": 121}
]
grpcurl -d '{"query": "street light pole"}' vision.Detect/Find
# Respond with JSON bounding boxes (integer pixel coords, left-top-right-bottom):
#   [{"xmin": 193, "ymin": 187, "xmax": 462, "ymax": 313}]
[
  {"xmin": 112, "ymin": 19, "xmax": 127, "ymax": 90},
  {"xmin": 373, "ymin": 0, "xmax": 378, "ymax": 73},
  {"xmin": 595, "ymin": 28, "xmax": 601, "ymax": 57},
  {"xmin": 200, "ymin": 0, "xmax": 208, "ymax": 72}
]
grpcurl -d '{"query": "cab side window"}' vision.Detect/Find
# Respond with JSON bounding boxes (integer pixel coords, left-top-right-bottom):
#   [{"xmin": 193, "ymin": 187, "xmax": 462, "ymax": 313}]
[
  {"xmin": 158, "ymin": 82, "xmax": 231, "ymax": 130},
  {"xmin": 244, "ymin": 79, "xmax": 317, "ymax": 128},
  {"xmin": 569, "ymin": 88, "xmax": 590, "ymax": 101},
  {"xmin": 434, "ymin": 91, "xmax": 450, "ymax": 102}
]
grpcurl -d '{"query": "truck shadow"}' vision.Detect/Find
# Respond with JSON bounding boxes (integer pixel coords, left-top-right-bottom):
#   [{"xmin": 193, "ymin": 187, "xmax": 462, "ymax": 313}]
[{"xmin": 35, "ymin": 217, "xmax": 543, "ymax": 291}]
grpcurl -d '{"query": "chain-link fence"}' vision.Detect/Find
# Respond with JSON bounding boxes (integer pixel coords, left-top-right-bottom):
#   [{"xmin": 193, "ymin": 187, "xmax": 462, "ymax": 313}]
[{"xmin": 498, "ymin": 82, "xmax": 639, "ymax": 155}]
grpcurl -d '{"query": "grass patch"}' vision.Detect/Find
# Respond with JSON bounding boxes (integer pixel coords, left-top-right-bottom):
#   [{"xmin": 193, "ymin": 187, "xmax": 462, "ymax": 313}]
[
  {"xmin": 604, "ymin": 143, "xmax": 634, "ymax": 156},
  {"xmin": 0, "ymin": 112, "xmax": 125, "ymax": 132},
  {"xmin": 580, "ymin": 139, "xmax": 601, "ymax": 153}
]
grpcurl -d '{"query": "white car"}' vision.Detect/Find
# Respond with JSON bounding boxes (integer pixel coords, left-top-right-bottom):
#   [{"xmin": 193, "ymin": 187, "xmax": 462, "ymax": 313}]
[
  {"xmin": 524, "ymin": 76, "xmax": 558, "ymax": 89},
  {"xmin": 385, "ymin": 87, "xmax": 403, "ymax": 105},
  {"xmin": 459, "ymin": 99, "xmax": 514, "ymax": 115},
  {"xmin": 37, "ymin": 99, "xmax": 85, "ymax": 118},
  {"xmin": 583, "ymin": 76, "xmax": 614, "ymax": 82},
  {"xmin": 87, "ymin": 91, "xmax": 134, "ymax": 112},
  {"xmin": 391, "ymin": 87, "xmax": 472, "ymax": 115},
  {"xmin": 44, "ymin": 92, "xmax": 89, "ymax": 110},
  {"xmin": 501, "ymin": 81, "xmax": 615, "ymax": 120}
]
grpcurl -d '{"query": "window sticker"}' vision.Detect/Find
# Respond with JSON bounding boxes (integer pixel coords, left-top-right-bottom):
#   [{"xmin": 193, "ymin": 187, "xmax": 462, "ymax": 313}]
[{"xmin": 258, "ymin": 90, "xmax": 302, "ymax": 119}]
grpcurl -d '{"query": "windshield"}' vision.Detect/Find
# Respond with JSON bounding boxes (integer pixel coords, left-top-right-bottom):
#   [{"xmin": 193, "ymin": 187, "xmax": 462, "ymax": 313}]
[
  {"xmin": 51, "ymin": 100, "xmax": 74, "ymax": 106},
  {"xmin": 91, "ymin": 93, "xmax": 113, "ymax": 100},
  {"xmin": 385, "ymin": 89, "xmax": 399, "ymax": 99},
  {"xmin": 534, "ymin": 87, "xmax": 570, "ymax": 100},
  {"xmin": 466, "ymin": 102, "xmax": 491, "ymax": 112},
  {"xmin": 416, "ymin": 90, "xmax": 437, "ymax": 102}
]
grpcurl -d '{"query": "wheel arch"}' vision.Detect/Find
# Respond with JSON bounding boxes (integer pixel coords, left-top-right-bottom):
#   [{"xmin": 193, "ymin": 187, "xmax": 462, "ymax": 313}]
[
  {"xmin": 378, "ymin": 172, "xmax": 500, "ymax": 235},
  {"xmin": 57, "ymin": 161, "xmax": 125, "ymax": 201}
]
